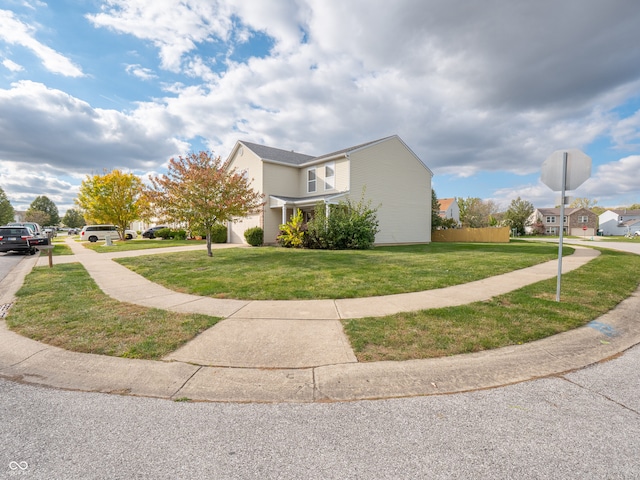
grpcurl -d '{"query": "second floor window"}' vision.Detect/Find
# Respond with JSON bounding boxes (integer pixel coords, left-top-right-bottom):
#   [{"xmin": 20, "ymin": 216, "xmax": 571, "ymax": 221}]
[
  {"xmin": 307, "ymin": 168, "xmax": 316, "ymax": 193},
  {"xmin": 325, "ymin": 163, "xmax": 335, "ymax": 190},
  {"xmin": 546, "ymin": 216, "xmax": 556, "ymax": 223},
  {"xmin": 579, "ymin": 215, "xmax": 588, "ymax": 223}
]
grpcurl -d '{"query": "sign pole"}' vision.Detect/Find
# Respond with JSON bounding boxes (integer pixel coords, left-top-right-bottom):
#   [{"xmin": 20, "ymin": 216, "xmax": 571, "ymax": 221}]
[{"xmin": 556, "ymin": 152, "xmax": 567, "ymax": 302}]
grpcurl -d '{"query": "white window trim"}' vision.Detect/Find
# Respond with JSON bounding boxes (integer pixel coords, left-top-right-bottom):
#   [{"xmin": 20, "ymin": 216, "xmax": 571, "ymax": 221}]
[
  {"xmin": 307, "ymin": 167, "xmax": 317, "ymax": 193},
  {"xmin": 324, "ymin": 162, "xmax": 335, "ymax": 191}
]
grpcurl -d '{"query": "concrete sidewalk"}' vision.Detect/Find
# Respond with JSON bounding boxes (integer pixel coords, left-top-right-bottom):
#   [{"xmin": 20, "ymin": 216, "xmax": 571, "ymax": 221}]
[{"xmin": 1, "ymin": 238, "xmax": 639, "ymax": 403}]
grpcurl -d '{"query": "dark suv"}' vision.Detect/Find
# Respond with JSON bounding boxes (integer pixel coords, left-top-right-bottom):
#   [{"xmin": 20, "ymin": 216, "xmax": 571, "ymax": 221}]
[
  {"xmin": 142, "ymin": 225, "xmax": 168, "ymax": 239},
  {"xmin": 6, "ymin": 222, "xmax": 49, "ymax": 248},
  {"xmin": 0, "ymin": 225, "xmax": 37, "ymax": 255}
]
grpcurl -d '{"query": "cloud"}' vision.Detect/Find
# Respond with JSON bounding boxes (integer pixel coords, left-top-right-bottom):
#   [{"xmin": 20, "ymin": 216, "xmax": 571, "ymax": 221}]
[
  {"xmin": 2, "ymin": 58, "xmax": 23, "ymax": 72},
  {"xmin": 125, "ymin": 63, "xmax": 157, "ymax": 80},
  {"xmin": 0, "ymin": 9, "xmax": 84, "ymax": 77}
]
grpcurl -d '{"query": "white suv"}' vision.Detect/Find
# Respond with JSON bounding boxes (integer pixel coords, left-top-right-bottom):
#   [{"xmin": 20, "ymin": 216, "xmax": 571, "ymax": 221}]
[{"xmin": 80, "ymin": 225, "xmax": 137, "ymax": 242}]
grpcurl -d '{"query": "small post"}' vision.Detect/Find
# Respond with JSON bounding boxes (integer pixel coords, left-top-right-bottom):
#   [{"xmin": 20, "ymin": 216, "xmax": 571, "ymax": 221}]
[
  {"xmin": 556, "ymin": 152, "xmax": 568, "ymax": 302},
  {"xmin": 47, "ymin": 231, "xmax": 53, "ymax": 268}
]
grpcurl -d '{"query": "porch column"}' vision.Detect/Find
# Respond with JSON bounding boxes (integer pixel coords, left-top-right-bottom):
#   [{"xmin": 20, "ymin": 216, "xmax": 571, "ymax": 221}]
[{"xmin": 281, "ymin": 205, "xmax": 287, "ymax": 224}]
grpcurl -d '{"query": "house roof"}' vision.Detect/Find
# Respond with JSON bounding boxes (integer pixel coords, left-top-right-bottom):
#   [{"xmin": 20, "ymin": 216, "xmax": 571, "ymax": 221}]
[
  {"xmin": 438, "ymin": 198, "xmax": 456, "ymax": 211},
  {"xmin": 536, "ymin": 207, "xmax": 595, "ymax": 216},
  {"xmin": 608, "ymin": 209, "xmax": 640, "ymax": 217},
  {"xmin": 240, "ymin": 141, "xmax": 315, "ymax": 166}
]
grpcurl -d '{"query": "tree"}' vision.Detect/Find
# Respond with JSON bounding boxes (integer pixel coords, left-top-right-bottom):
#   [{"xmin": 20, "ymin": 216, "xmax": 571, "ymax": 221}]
[
  {"xmin": 76, "ymin": 170, "xmax": 143, "ymax": 240},
  {"xmin": 0, "ymin": 187, "xmax": 15, "ymax": 225},
  {"xmin": 62, "ymin": 208, "xmax": 86, "ymax": 228},
  {"xmin": 569, "ymin": 197, "xmax": 598, "ymax": 210},
  {"xmin": 27, "ymin": 195, "xmax": 60, "ymax": 226},
  {"xmin": 504, "ymin": 197, "xmax": 534, "ymax": 236},
  {"xmin": 25, "ymin": 210, "xmax": 49, "ymax": 226},
  {"xmin": 431, "ymin": 189, "xmax": 443, "ymax": 229},
  {"xmin": 146, "ymin": 151, "xmax": 263, "ymax": 257},
  {"xmin": 457, "ymin": 197, "xmax": 500, "ymax": 228}
]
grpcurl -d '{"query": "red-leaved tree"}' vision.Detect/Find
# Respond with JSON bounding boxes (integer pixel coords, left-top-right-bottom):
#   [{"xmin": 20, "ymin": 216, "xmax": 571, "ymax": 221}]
[{"xmin": 146, "ymin": 151, "xmax": 263, "ymax": 257}]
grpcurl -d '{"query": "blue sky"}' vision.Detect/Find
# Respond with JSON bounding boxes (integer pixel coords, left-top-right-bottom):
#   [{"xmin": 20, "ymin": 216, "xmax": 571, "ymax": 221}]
[{"xmin": 1, "ymin": 0, "xmax": 639, "ymax": 215}]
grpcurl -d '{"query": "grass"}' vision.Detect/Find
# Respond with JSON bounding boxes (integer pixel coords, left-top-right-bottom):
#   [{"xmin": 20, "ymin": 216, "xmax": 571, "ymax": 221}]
[
  {"xmin": 343, "ymin": 248, "xmax": 640, "ymax": 361},
  {"xmin": 7, "ymin": 242, "xmax": 639, "ymax": 363},
  {"xmin": 6, "ymin": 263, "xmax": 220, "ymax": 359},
  {"xmin": 116, "ymin": 241, "xmax": 573, "ymax": 300},
  {"xmin": 82, "ymin": 238, "xmax": 207, "ymax": 253}
]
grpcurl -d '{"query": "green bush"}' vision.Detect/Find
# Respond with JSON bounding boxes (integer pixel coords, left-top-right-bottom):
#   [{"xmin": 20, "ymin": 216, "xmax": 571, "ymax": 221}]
[
  {"xmin": 244, "ymin": 226, "xmax": 264, "ymax": 246},
  {"xmin": 171, "ymin": 229, "xmax": 187, "ymax": 240},
  {"xmin": 155, "ymin": 228, "xmax": 172, "ymax": 239},
  {"xmin": 210, "ymin": 224, "xmax": 227, "ymax": 243}
]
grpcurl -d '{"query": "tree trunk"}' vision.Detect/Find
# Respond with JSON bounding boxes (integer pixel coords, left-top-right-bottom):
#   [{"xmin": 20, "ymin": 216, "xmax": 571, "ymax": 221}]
[{"xmin": 206, "ymin": 226, "xmax": 213, "ymax": 257}]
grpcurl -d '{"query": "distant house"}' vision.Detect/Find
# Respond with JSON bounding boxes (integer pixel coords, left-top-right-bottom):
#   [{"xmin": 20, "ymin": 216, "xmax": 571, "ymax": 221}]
[
  {"xmin": 598, "ymin": 209, "xmax": 640, "ymax": 236},
  {"xmin": 437, "ymin": 198, "xmax": 460, "ymax": 225},
  {"xmin": 225, "ymin": 135, "xmax": 434, "ymax": 245},
  {"xmin": 528, "ymin": 207, "xmax": 598, "ymax": 236}
]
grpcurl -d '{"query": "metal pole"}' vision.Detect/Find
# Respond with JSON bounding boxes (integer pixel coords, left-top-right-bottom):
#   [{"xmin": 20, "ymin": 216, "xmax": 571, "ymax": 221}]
[{"xmin": 556, "ymin": 151, "xmax": 568, "ymax": 302}]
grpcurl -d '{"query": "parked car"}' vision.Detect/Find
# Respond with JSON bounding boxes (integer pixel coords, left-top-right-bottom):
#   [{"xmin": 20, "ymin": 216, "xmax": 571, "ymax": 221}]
[
  {"xmin": 80, "ymin": 225, "xmax": 137, "ymax": 242},
  {"xmin": 67, "ymin": 228, "xmax": 79, "ymax": 235},
  {"xmin": 0, "ymin": 225, "xmax": 37, "ymax": 255},
  {"xmin": 142, "ymin": 225, "xmax": 169, "ymax": 239},
  {"xmin": 7, "ymin": 221, "xmax": 44, "ymax": 237},
  {"xmin": 43, "ymin": 227, "xmax": 57, "ymax": 237},
  {"xmin": 6, "ymin": 222, "xmax": 49, "ymax": 248}
]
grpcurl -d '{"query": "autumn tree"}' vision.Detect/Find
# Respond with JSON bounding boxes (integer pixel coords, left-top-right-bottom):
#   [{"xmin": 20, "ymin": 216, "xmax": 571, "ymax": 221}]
[
  {"xmin": 569, "ymin": 197, "xmax": 598, "ymax": 210},
  {"xmin": 146, "ymin": 151, "xmax": 263, "ymax": 257},
  {"xmin": 457, "ymin": 197, "xmax": 500, "ymax": 228},
  {"xmin": 27, "ymin": 195, "xmax": 60, "ymax": 226},
  {"xmin": 76, "ymin": 170, "xmax": 143, "ymax": 240},
  {"xmin": 62, "ymin": 208, "xmax": 86, "ymax": 229},
  {"xmin": 0, "ymin": 187, "xmax": 15, "ymax": 225},
  {"xmin": 504, "ymin": 197, "xmax": 534, "ymax": 236}
]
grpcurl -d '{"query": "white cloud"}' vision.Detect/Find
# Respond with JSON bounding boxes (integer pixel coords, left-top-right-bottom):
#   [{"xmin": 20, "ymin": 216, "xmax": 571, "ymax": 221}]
[
  {"xmin": 2, "ymin": 58, "xmax": 23, "ymax": 72},
  {"xmin": 125, "ymin": 63, "xmax": 157, "ymax": 80},
  {"xmin": 0, "ymin": 9, "xmax": 84, "ymax": 77}
]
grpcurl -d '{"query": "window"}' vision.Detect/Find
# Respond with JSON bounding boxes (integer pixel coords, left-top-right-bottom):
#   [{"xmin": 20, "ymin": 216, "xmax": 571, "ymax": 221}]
[
  {"xmin": 546, "ymin": 227, "xmax": 557, "ymax": 235},
  {"xmin": 546, "ymin": 216, "xmax": 556, "ymax": 223},
  {"xmin": 307, "ymin": 168, "xmax": 316, "ymax": 193},
  {"xmin": 579, "ymin": 215, "xmax": 588, "ymax": 223},
  {"xmin": 324, "ymin": 163, "xmax": 335, "ymax": 190}
]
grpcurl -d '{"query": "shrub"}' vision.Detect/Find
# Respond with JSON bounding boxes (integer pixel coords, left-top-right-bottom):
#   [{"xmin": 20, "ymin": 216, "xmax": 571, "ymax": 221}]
[
  {"xmin": 155, "ymin": 228, "xmax": 172, "ymax": 239},
  {"xmin": 244, "ymin": 226, "xmax": 264, "ymax": 246},
  {"xmin": 277, "ymin": 210, "xmax": 306, "ymax": 248},
  {"xmin": 210, "ymin": 223, "xmax": 227, "ymax": 243},
  {"xmin": 171, "ymin": 229, "xmax": 187, "ymax": 240}
]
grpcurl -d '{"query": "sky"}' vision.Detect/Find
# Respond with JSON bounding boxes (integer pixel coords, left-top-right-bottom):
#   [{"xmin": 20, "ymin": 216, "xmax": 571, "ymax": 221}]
[{"xmin": 1, "ymin": 0, "xmax": 640, "ymax": 216}]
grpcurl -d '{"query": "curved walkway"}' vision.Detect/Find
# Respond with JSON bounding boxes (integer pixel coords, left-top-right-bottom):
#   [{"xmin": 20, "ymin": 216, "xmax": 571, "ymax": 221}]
[{"xmin": 1, "ymin": 238, "xmax": 639, "ymax": 403}]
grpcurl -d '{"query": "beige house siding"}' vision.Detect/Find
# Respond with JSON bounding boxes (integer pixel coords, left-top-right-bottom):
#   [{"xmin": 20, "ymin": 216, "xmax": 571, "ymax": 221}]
[{"xmin": 348, "ymin": 137, "xmax": 431, "ymax": 244}]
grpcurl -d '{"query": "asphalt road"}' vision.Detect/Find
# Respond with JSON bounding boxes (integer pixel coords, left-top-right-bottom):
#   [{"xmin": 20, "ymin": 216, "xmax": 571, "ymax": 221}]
[
  {"xmin": 2, "ymin": 342, "xmax": 639, "ymax": 479},
  {"xmin": 0, "ymin": 253, "xmax": 24, "ymax": 285},
  {"xmin": 1, "ymin": 239, "xmax": 638, "ymax": 478}
]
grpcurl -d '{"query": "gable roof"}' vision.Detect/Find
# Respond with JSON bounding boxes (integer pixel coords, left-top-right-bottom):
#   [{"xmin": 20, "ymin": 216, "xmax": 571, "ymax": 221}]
[
  {"xmin": 238, "ymin": 135, "xmax": 432, "ymax": 173},
  {"xmin": 608, "ymin": 209, "xmax": 640, "ymax": 217},
  {"xmin": 438, "ymin": 198, "xmax": 456, "ymax": 212},
  {"xmin": 240, "ymin": 141, "xmax": 315, "ymax": 166}
]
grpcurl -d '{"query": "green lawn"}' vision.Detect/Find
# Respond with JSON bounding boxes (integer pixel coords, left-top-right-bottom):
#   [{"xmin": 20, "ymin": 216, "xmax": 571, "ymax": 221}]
[
  {"xmin": 7, "ymin": 263, "xmax": 220, "ymax": 359},
  {"xmin": 82, "ymin": 238, "xmax": 207, "ymax": 252},
  {"xmin": 116, "ymin": 242, "xmax": 573, "ymax": 300}
]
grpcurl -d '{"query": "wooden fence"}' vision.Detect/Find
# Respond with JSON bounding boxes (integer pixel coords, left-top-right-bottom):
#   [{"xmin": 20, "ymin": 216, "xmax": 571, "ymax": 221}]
[{"xmin": 432, "ymin": 227, "xmax": 511, "ymax": 243}]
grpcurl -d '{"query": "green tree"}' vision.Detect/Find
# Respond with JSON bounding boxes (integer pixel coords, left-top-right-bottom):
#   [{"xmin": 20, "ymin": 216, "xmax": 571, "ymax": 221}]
[
  {"xmin": 27, "ymin": 195, "xmax": 60, "ymax": 225},
  {"xmin": 76, "ymin": 170, "xmax": 143, "ymax": 240},
  {"xmin": 431, "ymin": 189, "xmax": 443, "ymax": 229},
  {"xmin": 62, "ymin": 208, "xmax": 86, "ymax": 228},
  {"xmin": 457, "ymin": 197, "xmax": 500, "ymax": 228},
  {"xmin": 146, "ymin": 151, "xmax": 263, "ymax": 257},
  {"xmin": 0, "ymin": 187, "xmax": 15, "ymax": 225},
  {"xmin": 504, "ymin": 197, "xmax": 534, "ymax": 236}
]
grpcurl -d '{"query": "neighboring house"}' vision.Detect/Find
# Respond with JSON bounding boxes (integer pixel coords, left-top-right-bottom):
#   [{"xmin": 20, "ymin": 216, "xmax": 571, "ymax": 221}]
[
  {"xmin": 225, "ymin": 135, "xmax": 433, "ymax": 245},
  {"xmin": 598, "ymin": 209, "xmax": 640, "ymax": 236},
  {"xmin": 437, "ymin": 198, "xmax": 460, "ymax": 225},
  {"xmin": 528, "ymin": 207, "xmax": 598, "ymax": 236}
]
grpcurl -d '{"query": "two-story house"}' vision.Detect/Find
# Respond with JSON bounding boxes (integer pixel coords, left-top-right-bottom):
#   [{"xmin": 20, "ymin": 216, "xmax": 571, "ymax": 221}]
[
  {"xmin": 225, "ymin": 135, "xmax": 433, "ymax": 245},
  {"xmin": 598, "ymin": 209, "xmax": 640, "ymax": 236},
  {"xmin": 528, "ymin": 207, "xmax": 598, "ymax": 236}
]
